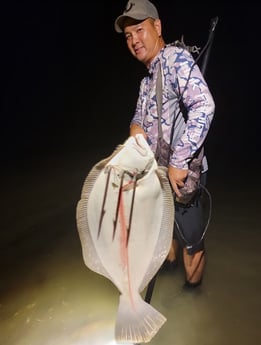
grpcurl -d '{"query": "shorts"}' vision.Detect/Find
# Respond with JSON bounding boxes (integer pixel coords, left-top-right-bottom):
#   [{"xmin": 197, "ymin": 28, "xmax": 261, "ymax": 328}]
[{"xmin": 173, "ymin": 172, "xmax": 208, "ymax": 255}]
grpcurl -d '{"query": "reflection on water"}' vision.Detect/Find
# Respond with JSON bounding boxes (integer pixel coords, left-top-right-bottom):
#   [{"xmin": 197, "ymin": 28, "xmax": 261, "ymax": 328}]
[
  {"xmin": 1, "ymin": 156, "xmax": 261, "ymax": 345},
  {"xmin": 0, "ymin": 230, "xmax": 120, "ymax": 345}
]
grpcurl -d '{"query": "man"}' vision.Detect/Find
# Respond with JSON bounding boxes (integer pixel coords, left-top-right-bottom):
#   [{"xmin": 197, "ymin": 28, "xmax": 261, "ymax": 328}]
[{"xmin": 114, "ymin": 0, "xmax": 215, "ymax": 287}]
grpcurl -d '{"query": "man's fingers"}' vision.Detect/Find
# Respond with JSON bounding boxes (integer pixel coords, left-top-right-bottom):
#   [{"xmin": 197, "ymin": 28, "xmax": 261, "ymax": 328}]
[
  {"xmin": 176, "ymin": 180, "xmax": 185, "ymax": 188},
  {"xmin": 172, "ymin": 182, "xmax": 182, "ymax": 198},
  {"xmin": 171, "ymin": 179, "xmax": 186, "ymax": 198}
]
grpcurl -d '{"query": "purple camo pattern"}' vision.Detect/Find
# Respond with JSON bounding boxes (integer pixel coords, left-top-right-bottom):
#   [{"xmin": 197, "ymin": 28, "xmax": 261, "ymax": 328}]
[{"xmin": 131, "ymin": 44, "xmax": 215, "ymax": 170}]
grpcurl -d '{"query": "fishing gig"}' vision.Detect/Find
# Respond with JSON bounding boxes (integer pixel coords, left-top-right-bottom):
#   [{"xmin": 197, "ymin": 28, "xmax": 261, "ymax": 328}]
[{"xmin": 76, "ymin": 134, "xmax": 175, "ymax": 343}]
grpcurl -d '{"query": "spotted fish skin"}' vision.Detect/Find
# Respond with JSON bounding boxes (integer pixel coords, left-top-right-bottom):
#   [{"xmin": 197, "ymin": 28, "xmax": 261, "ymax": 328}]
[{"xmin": 76, "ymin": 134, "xmax": 175, "ymax": 343}]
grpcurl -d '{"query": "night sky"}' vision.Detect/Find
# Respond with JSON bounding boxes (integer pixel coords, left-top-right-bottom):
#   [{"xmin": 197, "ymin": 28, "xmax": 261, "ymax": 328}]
[{"xmin": 2, "ymin": 1, "xmax": 260, "ymax": 173}]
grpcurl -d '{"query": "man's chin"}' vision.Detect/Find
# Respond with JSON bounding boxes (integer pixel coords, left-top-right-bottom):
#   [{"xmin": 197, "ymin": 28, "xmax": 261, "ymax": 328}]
[{"xmin": 135, "ymin": 53, "xmax": 148, "ymax": 65}]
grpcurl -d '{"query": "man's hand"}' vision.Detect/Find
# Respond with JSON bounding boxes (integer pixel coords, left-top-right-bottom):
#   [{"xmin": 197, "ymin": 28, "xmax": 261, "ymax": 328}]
[
  {"xmin": 130, "ymin": 123, "xmax": 147, "ymax": 139},
  {"xmin": 168, "ymin": 165, "xmax": 189, "ymax": 197}
]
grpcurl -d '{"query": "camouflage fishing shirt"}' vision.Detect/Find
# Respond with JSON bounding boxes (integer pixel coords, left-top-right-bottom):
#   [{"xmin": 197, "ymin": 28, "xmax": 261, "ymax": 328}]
[{"xmin": 130, "ymin": 44, "xmax": 215, "ymax": 170}]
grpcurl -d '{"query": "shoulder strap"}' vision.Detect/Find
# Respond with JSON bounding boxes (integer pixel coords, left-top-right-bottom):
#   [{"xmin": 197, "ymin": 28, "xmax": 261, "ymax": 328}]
[
  {"xmin": 156, "ymin": 65, "xmax": 163, "ymax": 139},
  {"xmin": 155, "ymin": 63, "xmax": 173, "ymax": 165},
  {"xmin": 155, "ymin": 65, "xmax": 164, "ymax": 162}
]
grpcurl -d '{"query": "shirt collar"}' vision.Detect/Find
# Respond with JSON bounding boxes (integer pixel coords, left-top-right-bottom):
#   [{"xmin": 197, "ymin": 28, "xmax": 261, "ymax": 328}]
[{"xmin": 147, "ymin": 46, "xmax": 165, "ymax": 76}]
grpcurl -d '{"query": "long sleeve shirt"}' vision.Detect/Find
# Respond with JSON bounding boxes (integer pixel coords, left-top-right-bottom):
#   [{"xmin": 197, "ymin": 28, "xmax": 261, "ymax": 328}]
[{"xmin": 130, "ymin": 44, "xmax": 215, "ymax": 170}]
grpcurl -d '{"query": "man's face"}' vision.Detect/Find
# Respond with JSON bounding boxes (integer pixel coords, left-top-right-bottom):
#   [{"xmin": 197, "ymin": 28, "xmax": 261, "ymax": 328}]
[{"xmin": 123, "ymin": 18, "xmax": 162, "ymax": 67}]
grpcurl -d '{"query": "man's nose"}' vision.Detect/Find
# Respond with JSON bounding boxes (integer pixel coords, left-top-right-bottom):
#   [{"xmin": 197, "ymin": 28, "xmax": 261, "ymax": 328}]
[{"xmin": 131, "ymin": 33, "xmax": 139, "ymax": 45}]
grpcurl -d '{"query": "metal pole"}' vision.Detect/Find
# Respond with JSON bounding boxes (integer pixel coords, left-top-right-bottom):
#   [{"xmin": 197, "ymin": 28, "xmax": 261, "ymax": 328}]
[{"xmin": 201, "ymin": 17, "xmax": 219, "ymax": 76}]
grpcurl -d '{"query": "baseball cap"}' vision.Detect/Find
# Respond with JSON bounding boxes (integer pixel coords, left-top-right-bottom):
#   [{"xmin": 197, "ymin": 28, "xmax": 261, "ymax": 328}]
[{"xmin": 114, "ymin": 0, "xmax": 159, "ymax": 33}]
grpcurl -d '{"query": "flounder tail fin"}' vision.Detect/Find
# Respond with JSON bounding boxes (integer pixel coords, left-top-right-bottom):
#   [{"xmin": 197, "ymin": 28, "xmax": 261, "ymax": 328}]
[{"xmin": 115, "ymin": 293, "xmax": 166, "ymax": 343}]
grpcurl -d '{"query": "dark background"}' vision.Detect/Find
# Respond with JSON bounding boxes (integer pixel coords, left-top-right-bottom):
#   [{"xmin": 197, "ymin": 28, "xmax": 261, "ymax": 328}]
[
  {"xmin": 2, "ymin": 1, "xmax": 260, "ymax": 175},
  {"xmin": 1, "ymin": 4, "xmax": 260, "ymax": 343}
]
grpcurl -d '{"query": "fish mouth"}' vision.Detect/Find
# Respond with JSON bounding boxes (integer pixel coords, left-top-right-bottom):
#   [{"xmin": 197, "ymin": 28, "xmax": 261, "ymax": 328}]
[{"xmin": 133, "ymin": 134, "xmax": 149, "ymax": 156}]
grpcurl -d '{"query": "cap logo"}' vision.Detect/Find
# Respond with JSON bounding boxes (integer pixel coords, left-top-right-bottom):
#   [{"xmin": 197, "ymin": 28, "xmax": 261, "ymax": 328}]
[{"xmin": 124, "ymin": 2, "xmax": 135, "ymax": 14}]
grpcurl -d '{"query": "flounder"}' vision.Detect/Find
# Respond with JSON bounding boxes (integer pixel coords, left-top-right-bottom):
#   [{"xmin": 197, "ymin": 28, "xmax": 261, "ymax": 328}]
[{"xmin": 76, "ymin": 134, "xmax": 174, "ymax": 343}]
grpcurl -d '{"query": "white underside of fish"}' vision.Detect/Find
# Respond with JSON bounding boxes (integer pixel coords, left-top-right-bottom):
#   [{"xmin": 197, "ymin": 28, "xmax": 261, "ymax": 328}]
[{"xmin": 76, "ymin": 134, "xmax": 175, "ymax": 343}]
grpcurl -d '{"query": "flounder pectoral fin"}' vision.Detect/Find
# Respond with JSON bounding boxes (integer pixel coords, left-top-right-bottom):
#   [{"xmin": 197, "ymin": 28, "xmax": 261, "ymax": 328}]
[{"xmin": 115, "ymin": 293, "xmax": 166, "ymax": 344}]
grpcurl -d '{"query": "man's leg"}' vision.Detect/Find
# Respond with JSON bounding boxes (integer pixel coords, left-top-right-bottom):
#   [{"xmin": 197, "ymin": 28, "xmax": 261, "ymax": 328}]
[
  {"xmin": 183, "ymin": 248, "xmax": 206, "ymax": 285},
  {"xmin": 166, "ymin": 239, "xmax": 179, "ymax": 262},
  {"xmin": 174, "ymin": 172, "xmax": 208, "ymax": 286}
]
